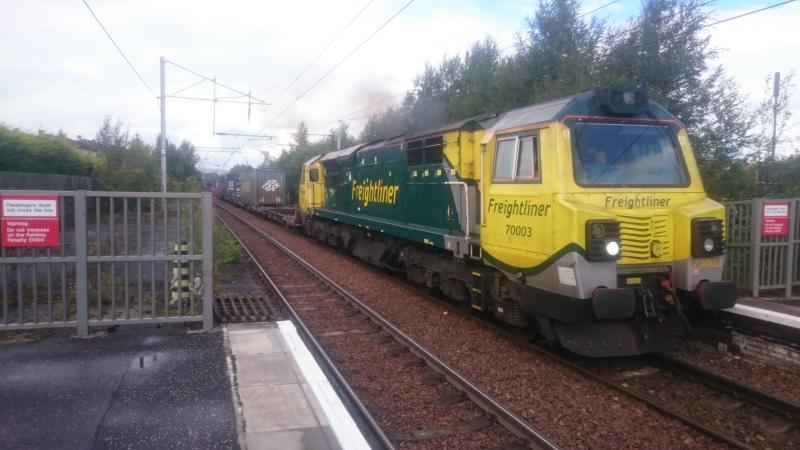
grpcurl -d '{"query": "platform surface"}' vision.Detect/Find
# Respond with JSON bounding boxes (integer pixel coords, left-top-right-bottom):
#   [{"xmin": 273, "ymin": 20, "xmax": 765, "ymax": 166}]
[
  {"xmin": 0, "ymin": 324, "xmax": 238, "ymax": 450},
  {"xmin": 726, "ymin": 297, "xmax": 800, "ymax": 329},
  {"xmin": 225, "ymin": 321, "xmax": 369, "ymax": 450}
]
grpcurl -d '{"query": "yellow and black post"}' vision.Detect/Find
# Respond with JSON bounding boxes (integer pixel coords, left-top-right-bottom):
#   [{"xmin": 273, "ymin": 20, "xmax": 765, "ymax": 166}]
[{"xmin": 171, "ymin": 240, "xmax": 191, "ymax": 307}]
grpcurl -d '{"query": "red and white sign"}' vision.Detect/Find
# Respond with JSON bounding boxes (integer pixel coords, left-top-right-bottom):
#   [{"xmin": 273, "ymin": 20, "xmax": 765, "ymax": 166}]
[
  {"xmin": 762, "ymin": 202, "xmax": 790, "ymax": 237},
  {"xmin": 1, "ymin": 196, "xmax": 60, "ymax": 247}
]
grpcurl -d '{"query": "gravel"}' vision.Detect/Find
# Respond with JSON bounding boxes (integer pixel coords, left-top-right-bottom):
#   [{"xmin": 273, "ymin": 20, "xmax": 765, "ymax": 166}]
[
  {"xmin": 669, "ymin": 338, "xmax": 800, "ymax": 404},
  {"xmin": 222, "ymin": 208, "xmax": 523, "ymax": 449},
  {"xmin": 218, "ymin": 203, "xmax": 725, "ymax": 449}
]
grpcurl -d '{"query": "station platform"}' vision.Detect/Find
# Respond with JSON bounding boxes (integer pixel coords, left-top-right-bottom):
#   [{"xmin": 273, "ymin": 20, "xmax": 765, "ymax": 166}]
[
  {"xmin": 224, "ymin": 321, "xmax": 369, "ymax": 450},
  {"xmin": 725, "ymin": 297, "xmax": 800, "ymax": 329},
  {"xmin": 0, "ymin": 324, "xmax": 239, "ymax": 450}
]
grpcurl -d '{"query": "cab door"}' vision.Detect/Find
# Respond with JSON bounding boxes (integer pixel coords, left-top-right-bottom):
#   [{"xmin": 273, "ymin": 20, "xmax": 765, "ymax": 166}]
[
  {"xmin": 481, "ymin": 131, "xmax": 553, "ymax": 272},
  {"xmin": 298, "ymin": 164, "xmax": 309, "ymax": 213},
  {"xmin": 308, "ymin": 164, "xmax": 324, "ymax": 208},
  {"xmin": 299, "ymin": 162, "xmax": 325, "ymax": 212}
]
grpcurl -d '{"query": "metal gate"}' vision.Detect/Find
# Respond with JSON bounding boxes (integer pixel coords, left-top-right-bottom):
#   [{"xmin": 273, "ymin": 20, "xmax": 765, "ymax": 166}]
[
  {"xmin": 725, "ymin": 198, "xmax": 800, "ymax": 297},
  {"xmin": 0, "ymin": 190, "xmax": 213, "ymax": 334}
]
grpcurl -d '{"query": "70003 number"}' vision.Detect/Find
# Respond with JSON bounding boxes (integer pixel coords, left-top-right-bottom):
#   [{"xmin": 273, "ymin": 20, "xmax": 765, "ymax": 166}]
[{"xmin": 505, "ymin": 224, "xmax": 532, "ymax": 237}]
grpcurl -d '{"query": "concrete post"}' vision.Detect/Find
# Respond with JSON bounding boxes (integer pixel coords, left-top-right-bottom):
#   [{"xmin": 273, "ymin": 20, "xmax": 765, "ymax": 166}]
[
  {"xmin": 201, "ymin": 192, "xmax": 213, "ymax": 329},
  {"xmin": 750, "ymin": 198, "xmax": 763, "ymax": 297},
  {"xmin": 74, "ymin": 191, "xmax": 89, "ymax": 336}
]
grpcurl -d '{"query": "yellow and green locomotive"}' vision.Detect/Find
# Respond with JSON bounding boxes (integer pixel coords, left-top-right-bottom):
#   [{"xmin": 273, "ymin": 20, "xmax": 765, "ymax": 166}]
[{"xmin": 298, "ymin": 87, "xmax": 735, "ymax": 357}]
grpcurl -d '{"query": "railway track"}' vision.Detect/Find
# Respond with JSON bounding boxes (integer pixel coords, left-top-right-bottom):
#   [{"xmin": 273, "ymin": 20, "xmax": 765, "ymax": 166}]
[
  {"xmin": 215, "ymin": 202, "xmax": 558, "ymax": 450},
  {"xmin": 536, "ymin": 348, "xmax": 800, "ymax": 450},
  {"xmin": 216, "ymin": 199, "xmax": 800, "ymax": 449}
]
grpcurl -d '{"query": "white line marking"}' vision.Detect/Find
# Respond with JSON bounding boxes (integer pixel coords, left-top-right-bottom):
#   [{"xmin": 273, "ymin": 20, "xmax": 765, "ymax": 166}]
[
  {"xmin": 726, "ymin": 304, "xmax": 800, "ymax": 329},
  {"xmin": 277, "ymin": 320, "xmax": 370, "ymax": 450}
]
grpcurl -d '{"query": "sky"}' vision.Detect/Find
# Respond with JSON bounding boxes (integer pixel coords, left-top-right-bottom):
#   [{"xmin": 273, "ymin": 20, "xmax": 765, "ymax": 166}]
[{"xmin": 0, "ymin": 0, "xmax": 798, "ymax": 173}]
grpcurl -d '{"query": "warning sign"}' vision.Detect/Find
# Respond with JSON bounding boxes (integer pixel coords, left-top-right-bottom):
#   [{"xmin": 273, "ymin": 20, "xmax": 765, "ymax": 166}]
[
  {"xmin": 762, "ymin": 202, "xmax": 790, "ymax": 237},
  {"xmin": 1, "ymin": 196, "xmax": 60, "ymax": 247}
]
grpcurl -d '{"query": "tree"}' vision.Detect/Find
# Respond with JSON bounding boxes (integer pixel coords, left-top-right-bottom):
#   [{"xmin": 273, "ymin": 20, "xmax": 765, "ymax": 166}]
[
  {"xmin": 752, "ymin": 71, "xmax": 797, "ymax": 162},
  {"xmin": 690, "ymin": 67, "xmax": 755, "ymax": 200},
  {"xmin": 227, "ymin": 164, "xmax": 254, "ymax": 178},
  {"xmin": 359, "ymin": 106, "xmax": 411, "ymax": 142},
  {"xmin": 93, "ymin": 117, "xmax": 201, "ymax": 192},
  {"xmin": 273, "ymin": 122, "xmax": 338, "ymax": 202},
  {"xmin": 291, "ymin": 121, "xmax": 310, "ymax": 151},
  {"xmin": 329, "ymin": 121, "xmax": 356, "ymax": 150},
  {"xmin": 519, "ymin": 0, "xmax": 603, "ymax": 100},
  {"xmin": 450, "ymin": 39, "xmax": 501, "ymax": 120},
  {"xmin": 0, "ymin": 125, "xmax": 94, "ymax": 176},
  {"xmin": 602, "ymin": 0, "xmax": 713, "ymax": 129},
  {"xmin": 166, "ymin": 140, "xmax": 201, "ymax": 192},
  {"xmin": 753, "ymin": 72, "xmax": 799, "ymax": 197}
]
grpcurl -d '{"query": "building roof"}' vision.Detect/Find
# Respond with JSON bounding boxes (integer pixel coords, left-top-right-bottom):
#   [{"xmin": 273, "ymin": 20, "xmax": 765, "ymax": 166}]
[{"xmin": 69, "ymin": 137, "xmax": 103, "ymax": 155}]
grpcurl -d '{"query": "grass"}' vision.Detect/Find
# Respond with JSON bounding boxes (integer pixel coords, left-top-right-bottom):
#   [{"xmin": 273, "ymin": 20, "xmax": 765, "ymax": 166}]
[{"xmin": 213, "ymin": 224, "xmax": 244, "ymax": 268}]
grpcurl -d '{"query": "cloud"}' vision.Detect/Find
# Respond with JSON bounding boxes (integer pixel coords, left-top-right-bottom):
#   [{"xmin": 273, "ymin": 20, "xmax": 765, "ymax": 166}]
[{"xmin": 1, "ymin": 0, "xmax": 797, "ymax": 172}]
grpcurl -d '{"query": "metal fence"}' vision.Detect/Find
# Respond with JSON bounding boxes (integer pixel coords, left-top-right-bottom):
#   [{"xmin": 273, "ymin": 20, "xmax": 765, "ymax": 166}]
[
  {"xmin": 0, "ymin": 190, "xmax": 213, "ymax": 334},
  {"xmin": 725, "ymin": 198, "xmax": 800, "ymax": 297},
  {"xmin": 0, "ymin": 171, "xmax": 93, "ymax": 190}
]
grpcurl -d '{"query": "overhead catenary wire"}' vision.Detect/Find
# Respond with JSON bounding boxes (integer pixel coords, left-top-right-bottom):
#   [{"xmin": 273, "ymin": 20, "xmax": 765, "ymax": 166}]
[
  {"xmin": 319, "ymin": 0, "xmax": 795, "ymax": 140},
  {"xmin": 500, "ymin": 0, "xmax": 716, "ymax": 54},
  {"xmin": 166, "ymin": 59, "xmax": 269, "ymax": 105},
  {"xmin": 329, "ymin": 91, "xmax": 407, "ymax": 125},
  {"xmin": 577, "ymin": 0, "xmax": 621, "ymax": 19},
  {"xmin": 264, "ymin": 0, "xmax": 416, "ymax": 129},
  {"xmin": 505, "ymin": 0, "xmax": 795, "ymax": 82},
  {"xmin": 169, "ymin": 78, "xmax": 207, "ymax": 97},
  {"xmin": 81, "ymin": 0, "xmax": 158, "ymax": 102},
  {"xmin": 270, "ymin": 0, "xmax": 376, "ymax": 104}
]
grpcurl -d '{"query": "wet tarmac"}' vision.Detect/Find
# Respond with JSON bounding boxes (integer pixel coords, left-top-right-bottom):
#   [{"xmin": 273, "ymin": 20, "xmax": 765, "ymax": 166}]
[{"xmin": 0, "ymin": 324, "xmax": 238, "ymax": 450}]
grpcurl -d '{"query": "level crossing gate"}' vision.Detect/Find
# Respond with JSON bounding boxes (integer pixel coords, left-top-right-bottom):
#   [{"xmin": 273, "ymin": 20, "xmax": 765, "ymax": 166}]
[
  {"xmin": 725, "ymin": 198, "xmax": 800, "ymax": 297},
  {"xmin": 0, "ymin": 190, "xmax": 213, "ymax": 335}
]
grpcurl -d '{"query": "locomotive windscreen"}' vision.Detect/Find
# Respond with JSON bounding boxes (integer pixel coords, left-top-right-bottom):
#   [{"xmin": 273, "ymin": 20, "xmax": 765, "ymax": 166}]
[{"xmin": 571, "ymin": 122, "xmax": 689, "ymax": 187}]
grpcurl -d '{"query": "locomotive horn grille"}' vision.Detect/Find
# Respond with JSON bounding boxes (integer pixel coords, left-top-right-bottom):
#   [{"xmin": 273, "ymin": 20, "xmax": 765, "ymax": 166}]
[{"xmin": 617, "ymin": 214, "xmax": 670, "ymax": 263}]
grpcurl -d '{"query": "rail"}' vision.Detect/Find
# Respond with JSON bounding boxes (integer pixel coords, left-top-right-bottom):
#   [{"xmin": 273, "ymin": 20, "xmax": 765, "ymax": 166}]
[
  {"xmin": 215, "ymin": 201, "xmax": 560, "ymax": 450},
  {"xmin": 215, "ymin": 210, "xmax": 394, "ymax": 450}
]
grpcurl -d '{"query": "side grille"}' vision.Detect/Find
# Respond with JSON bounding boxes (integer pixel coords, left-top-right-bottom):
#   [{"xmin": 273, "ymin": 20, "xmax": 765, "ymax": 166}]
[{"xmin": 617, "ymin": 215, "xmax": 670, "ymax": 262}]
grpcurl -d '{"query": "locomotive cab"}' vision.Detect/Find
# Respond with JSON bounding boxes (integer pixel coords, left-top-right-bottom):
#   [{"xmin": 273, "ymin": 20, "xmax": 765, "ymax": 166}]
[
  {"xmin": 478, "ymin": 87, "xmax": 736, "ymax": 357},
  {"xmin": 299, "ymin": 157, "xmax": 325, "ymax": 214}
]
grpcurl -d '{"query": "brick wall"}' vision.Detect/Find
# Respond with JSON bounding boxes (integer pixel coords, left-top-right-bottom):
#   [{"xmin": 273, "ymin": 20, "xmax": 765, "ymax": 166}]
[{"xmin": 732, "ymin": 331, "xmax": 800, "ymax": 371}]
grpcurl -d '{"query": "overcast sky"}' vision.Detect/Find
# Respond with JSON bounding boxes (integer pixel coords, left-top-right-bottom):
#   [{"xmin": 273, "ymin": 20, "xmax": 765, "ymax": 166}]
[{"xmin": 1, "ymin": 0, "xmax": 798, "ymax": 172}]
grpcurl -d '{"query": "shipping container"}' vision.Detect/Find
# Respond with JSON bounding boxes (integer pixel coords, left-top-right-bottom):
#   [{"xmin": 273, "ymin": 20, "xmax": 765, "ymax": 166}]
[
  {"xmin": 239, "ymin": 168, "xmax": 286, "ymax": 207},
  {"xmin": 254, "ymin": 168, "xmax": 286, "ymax": 206}
]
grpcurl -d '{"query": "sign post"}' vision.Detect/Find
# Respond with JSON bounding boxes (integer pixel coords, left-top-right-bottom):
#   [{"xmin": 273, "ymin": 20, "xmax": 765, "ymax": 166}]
[
  {"xmin": 762, "ymin": 201, "xmax": 790, "ymax": 237},
  {"xmin": 1, "ymin": 195, "xmax": 60, "ymax": 247}
]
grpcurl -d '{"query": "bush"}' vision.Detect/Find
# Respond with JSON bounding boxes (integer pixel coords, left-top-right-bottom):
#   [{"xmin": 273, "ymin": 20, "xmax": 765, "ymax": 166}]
[{"xmin": 213, "ymin": 225, "xmax": 243, "ymax": 267}]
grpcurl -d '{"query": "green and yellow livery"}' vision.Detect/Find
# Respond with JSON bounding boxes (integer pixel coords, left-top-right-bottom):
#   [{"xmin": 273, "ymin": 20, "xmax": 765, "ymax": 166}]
[{"xmin": 299, "ymin": 87, "xmax": 735, "ymax": 357}]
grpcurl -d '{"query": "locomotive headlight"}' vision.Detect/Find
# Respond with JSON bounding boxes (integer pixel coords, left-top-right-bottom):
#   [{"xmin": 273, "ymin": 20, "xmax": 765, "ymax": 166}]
[
  {"xmin": 692, "ymin": 218, "xmax": 725, "ymax": 257},
  {"xmin": 651, "ymin": 240, "xmax": 662, "ymax": 258},
  {"xmin": 709, "ymin": 221, "xmax": 721, "ymax": 235},
  {"xmin": 591, "ymin": 223, "xmax": 606, "ymax": 239},
  {"xmin": 586, "ymin": 220, "xmax": 621, "ymax": 261}
]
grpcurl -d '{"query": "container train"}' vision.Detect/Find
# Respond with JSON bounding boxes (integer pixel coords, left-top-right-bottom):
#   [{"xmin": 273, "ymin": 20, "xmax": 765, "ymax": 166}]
[
  {"xmin": 221, "ymin": 87, "xmax": 737, "ymax": 357},
  {"xmin": 215, "ymin": 168, "xmax": 300, "ymax": 225}
]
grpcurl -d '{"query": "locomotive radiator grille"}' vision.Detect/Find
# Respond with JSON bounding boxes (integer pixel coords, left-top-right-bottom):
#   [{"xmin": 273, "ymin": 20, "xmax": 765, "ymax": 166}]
[{"xmin": 617, "ymin": 214, "xmax": 671, "ymax": 263}]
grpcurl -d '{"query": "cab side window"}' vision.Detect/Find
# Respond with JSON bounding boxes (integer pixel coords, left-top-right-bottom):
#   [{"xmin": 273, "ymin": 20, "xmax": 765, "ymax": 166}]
[
  {"xmin": 493, "ymin": 138, "xmax": 516, "ymax": 181},
  {"xmin": 516, "ymin": 136, "xmax": 539, "ymax": 180},
  {"xmin": 494, "ymin": 135, "xmax": 540, "ymax": 182},
  {"xmin": 309, "ymin": 168, "xmax": 319, "ymax": 182}
]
